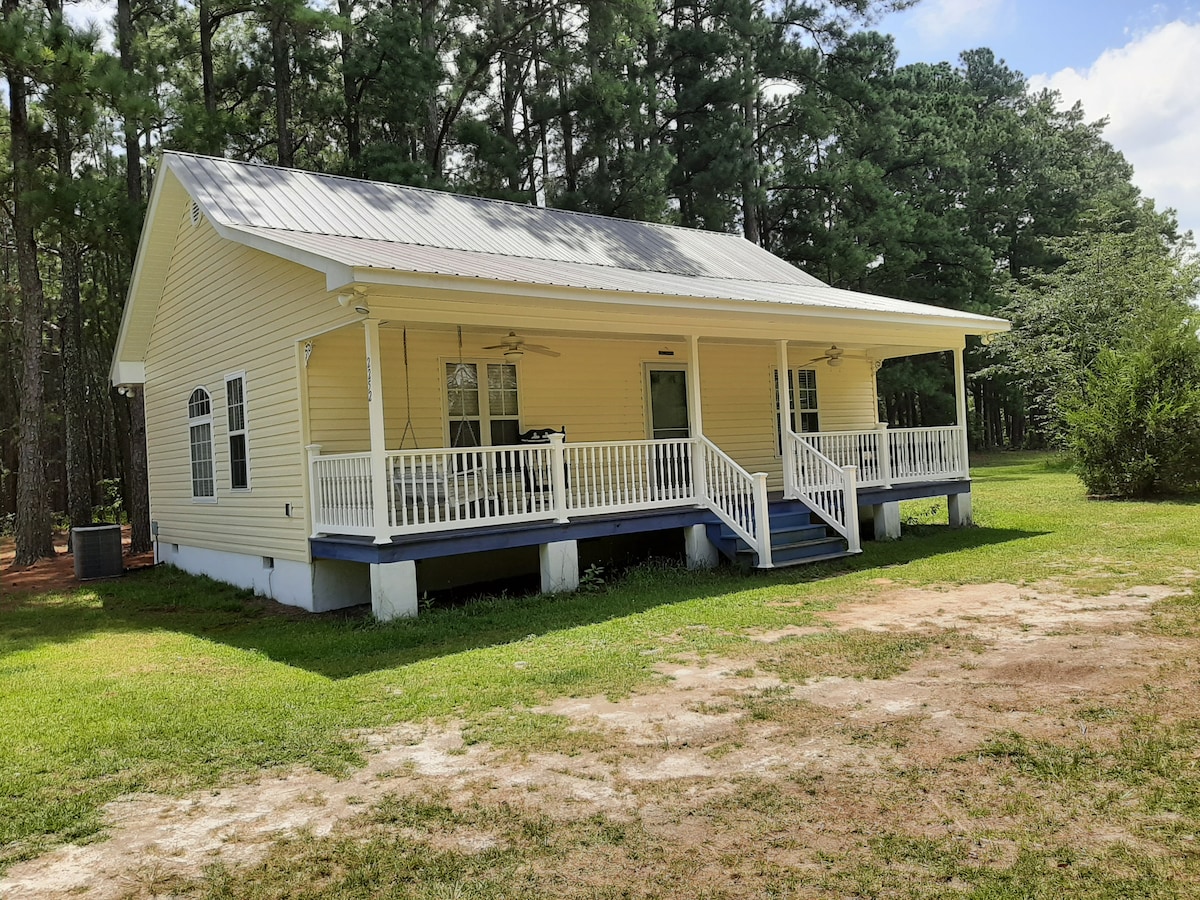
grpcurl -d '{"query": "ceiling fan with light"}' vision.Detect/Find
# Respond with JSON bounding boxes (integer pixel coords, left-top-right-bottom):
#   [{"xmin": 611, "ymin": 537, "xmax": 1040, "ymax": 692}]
[
  {"xmin": 807, "ymin": 345, "xmax": 845, "ymax": 367},
  {"xmin": 483, "ymin": 331, "xmax": 561, "ymax": 360}
]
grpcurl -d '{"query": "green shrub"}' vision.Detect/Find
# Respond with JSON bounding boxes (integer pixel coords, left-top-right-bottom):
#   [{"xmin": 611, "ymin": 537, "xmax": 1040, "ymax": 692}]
[{"xmin": 1065, "ymin": 320, "xmax": 1200, "ymax": 498}]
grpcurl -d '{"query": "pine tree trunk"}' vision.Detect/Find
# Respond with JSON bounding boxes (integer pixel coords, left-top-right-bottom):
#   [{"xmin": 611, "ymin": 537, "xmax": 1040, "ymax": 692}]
[
  {"xmin": 115, "ymin": 0, "xmax": 151, "ymax": 553},
  {"xmin": 127, "ymin": 386, "xmax": 151, "ymax": 553},
  {"xmin": 199, "ymin": 0, "xmax": 219, "ymax": 151},
  {"xmin": 116, "ymin": 0, "xmax": 142, "ymax": 202},
  {"xmin": 338, "ymin": 0, "xmax": 361, "ymax": 172},
  {"xmin": 740, "ymin": 49, "xmax": 760, "ymax": 244},
  {"xmin": 60, "ymin": 240, "xmax": 92, "ymax": 533},
  {"xmin": 5, "ymin": 1, "xmax": 54, "ymax": 564},
  {"xmin": 272, "ymin": 10, "xmax": 293, "ymax": 167}
]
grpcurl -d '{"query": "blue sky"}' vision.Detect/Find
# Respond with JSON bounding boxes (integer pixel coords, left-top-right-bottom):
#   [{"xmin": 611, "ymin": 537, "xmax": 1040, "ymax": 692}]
[{"xmin": 873, "ymin": 0, "xmax": 1200, "ymax": 237}]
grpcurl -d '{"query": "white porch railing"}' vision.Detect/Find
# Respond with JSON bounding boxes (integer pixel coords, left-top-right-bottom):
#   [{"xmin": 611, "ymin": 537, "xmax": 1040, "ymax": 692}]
[
  {"xmin": 801, "ymin": 424, "xmax": 967, "ymax": 489},
  {"xmin": 309, "ymin": 425, "xmax": 966, "ymax": 560},
  {"xmin": 563, "ymin": 439, "xmax": 696, "ymax": 514},
  {"xmin": 887, "ymin": 425, "xmax": 967, "ymax": 484},
  {"xmin": 698, "ymin": 437, "xmax": 772, "ymax": 568},
  {"xmin": 310, "ymin": 436, "xmax": 706, "ymax": 540},
  {"xmin": 783, "ymin": 430, "xmax": 861, "ymax": 553}
]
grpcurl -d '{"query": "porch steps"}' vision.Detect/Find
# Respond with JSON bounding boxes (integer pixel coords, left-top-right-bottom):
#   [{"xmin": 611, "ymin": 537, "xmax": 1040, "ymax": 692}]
[{"xmin": 705, "ymin": 499, "xmax": 852, "ymax": 569}]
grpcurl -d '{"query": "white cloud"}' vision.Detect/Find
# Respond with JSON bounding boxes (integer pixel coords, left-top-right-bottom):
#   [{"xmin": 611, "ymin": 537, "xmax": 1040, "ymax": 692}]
[
  {"xmin": 908, "ymin": 0, "xmax": 1007, "ymax": 44},
  {"xmin": 1030, "ymin": 19, "xmax": 1200, "ymax": 237}
]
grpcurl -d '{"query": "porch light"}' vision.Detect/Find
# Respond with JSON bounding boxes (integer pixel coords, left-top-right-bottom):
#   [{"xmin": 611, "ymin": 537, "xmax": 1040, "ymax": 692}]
[
  {"xmin": 504, "ymin": 347, "xmax": 525, "ymax": 361},
  {"xmin": 827, "ymin": 357, "xmax": 843, "ymax": 368}
]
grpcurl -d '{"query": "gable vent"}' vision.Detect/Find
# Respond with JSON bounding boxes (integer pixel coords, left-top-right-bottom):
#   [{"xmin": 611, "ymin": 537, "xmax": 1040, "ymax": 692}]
[{"xmin": 189, "ymin": 200, "xmax": 201, "ymax": 226}]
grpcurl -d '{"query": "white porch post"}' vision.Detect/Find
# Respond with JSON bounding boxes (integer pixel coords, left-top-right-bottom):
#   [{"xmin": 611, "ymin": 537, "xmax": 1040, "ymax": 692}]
[
  {"xmin": 548, "ymin": 432, "xmax": 569, "ymax": 523},
  {"xmin": 688, "ymin": 335, "xmax": 708, "ymax": 504},
  {"xmin": 952, "ymin": 344, "xmax": 970, "ymax": 478},
  {"xmin": 875, "ymin": 422, "xmax": 892, "ymax": 489},
  {"xmin": 777, "ymin": 340, "xmax": 794, "ymax": 497},
  {"xmin": 306, "ymin": 443, "xmax": 323, "ymax": 537},
  {"xmin": 364, "ymin": 319, "xmax": 391, "ymax": 544}
]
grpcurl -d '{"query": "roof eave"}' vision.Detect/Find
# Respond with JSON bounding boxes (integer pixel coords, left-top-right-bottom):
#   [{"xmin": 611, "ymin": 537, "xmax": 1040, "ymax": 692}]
[{"xmin": 345, "ymin": 266, "xmax": 1011, "ymax": 334}]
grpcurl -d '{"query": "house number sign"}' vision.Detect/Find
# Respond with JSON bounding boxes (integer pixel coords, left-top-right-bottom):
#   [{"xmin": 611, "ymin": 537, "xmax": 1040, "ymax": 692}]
[{"xmin": 366, "ymin": 356, "xmax": 373, "ymax": 402}]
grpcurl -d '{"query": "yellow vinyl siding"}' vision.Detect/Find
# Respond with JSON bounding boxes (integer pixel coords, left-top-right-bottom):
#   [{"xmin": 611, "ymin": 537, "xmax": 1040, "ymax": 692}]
[
  {"xmin": 305, "ymin": 332, "xmax": 880, "ymax": 494},
  {"xmin": 701, "ymin": 349, "xmax": 879, "ymax": 491},
  {"xmin": 147, "ymin": 213, "xmax": 889, "ymax": 557},
  {"xmin": 306, "ymin": 327, "xmax": 370, "ymax": 452},
  {"xmin": 144, "ymin": 215, "xmax": 361, "ymax": 561},
  {"xmin": 306, "ymin": 331, "xmax": 682, "ymax": 451}
]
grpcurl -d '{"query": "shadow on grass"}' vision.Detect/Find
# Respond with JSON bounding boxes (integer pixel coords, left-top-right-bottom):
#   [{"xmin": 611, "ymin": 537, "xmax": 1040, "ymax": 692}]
[{"xmin": 0, "ymin": 525, "xmax": 1042, "ymax": 680}]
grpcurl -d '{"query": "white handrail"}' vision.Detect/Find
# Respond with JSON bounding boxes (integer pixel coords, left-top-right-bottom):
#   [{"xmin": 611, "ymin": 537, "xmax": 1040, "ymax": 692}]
[
  {"xmin": 799, "ymin": 424, "xmax": 969, "ymax": 488},
  {"xmin": 800, "ymin": 429, "xmax": 883, "ymax": 486},
  {"xmin": 887, "ymin": 425, "xmax": 967, "ymax": 483},
  {"xmin": 311, "ymin": 438, "xmax": 711, "ymax": 539},
  {"xmin": 310, "ymin": 451, "xmax": 376, "ymax": 536},
  {"xmin": 786, "ymin": 430, "xmax": 861, "ymax": 553},
  {"xmin": 563, "ymin": 438, "xmax": 696, "ymax": 516},
  {"xmin": 698, "ymin": 436, "xmax": 772, "ymax": 567}
]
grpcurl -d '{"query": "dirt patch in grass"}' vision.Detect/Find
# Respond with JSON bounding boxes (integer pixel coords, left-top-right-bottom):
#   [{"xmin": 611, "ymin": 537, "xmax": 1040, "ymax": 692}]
[{"xmin": 3, "ymin": 580, "xmax": 1198, "ymax": 898}]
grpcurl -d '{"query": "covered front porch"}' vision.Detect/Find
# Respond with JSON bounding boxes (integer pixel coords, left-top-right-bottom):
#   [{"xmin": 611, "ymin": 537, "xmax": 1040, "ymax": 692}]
[{"xmin": 301, "ymin": 319, "xmax": 975, "ymax": 617}]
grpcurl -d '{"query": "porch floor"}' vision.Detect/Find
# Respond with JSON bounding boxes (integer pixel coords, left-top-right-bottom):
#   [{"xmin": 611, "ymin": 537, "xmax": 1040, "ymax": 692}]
[
  {"xmin": 310, "ymin": 505, "xmax": 715, "ymax": 565},
  {"xmin": 856, "ymin": 478, "xmax": 971, "ymax": 506},
  {"xmin": 310, "ymin": 478, "xmax": 971, "ymax": 567}
]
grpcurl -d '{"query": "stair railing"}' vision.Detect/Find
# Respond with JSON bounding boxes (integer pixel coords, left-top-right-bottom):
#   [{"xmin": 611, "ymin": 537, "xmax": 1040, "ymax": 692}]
[
  {"xmin": 784, "ymin": 430, "xmax": 861, "ymax": 553},
  {"xmin": 696, "ymin": 436, "xmax": 773, "ymax": 568}
]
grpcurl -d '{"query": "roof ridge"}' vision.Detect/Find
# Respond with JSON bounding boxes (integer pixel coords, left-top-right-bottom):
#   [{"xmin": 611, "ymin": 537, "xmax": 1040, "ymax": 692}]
[
  {"xmin": 228, "ymin": 221, "xmax": 823, "ymax": 288},
  {"xmin": 164, "ymin": 150, "xmax": 755, "ymax": 244}
]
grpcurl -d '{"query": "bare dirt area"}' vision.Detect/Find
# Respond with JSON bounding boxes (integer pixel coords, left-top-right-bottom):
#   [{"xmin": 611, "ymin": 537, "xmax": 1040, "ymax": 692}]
[
  {"xmin": 2, "ymin": 580, "xmax": 1197, "ymax": 897},
  {"xmin": 1, "ymin": 528, "xmax": 154, "ymax": 596}
]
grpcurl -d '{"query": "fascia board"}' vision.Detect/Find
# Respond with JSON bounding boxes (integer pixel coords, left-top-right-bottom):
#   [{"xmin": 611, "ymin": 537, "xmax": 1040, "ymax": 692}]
[
  {"xmin": 215, "ymin": 222, "xmax": 356, "ymax": 290},
  {"xmin": 110, "ymin": 161, "xmax": 183, "ymax": 385},
  {"xmin": 112, "ymin": 361, "xmax": 146, "ymax": 385},
  {"xmin": 348, "ymin": 266, "xmax": 1012, "ymax": 335}
]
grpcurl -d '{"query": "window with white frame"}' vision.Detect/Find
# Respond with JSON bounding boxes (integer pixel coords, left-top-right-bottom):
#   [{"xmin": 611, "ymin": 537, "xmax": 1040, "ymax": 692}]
[
  {"xmin": 445, "ymin": 361, "xmax": 521, "ymax": 446},
  {"xmin": 225, "ymin": 373, "xmax": 250, "ymax": 490},
  {"xmin": 188, "ymin": 387, "xmax": 215, "ymax": 499},
  {"xmin": 774, "ymin": 368, "xmax": 820, "ymax": 452}
]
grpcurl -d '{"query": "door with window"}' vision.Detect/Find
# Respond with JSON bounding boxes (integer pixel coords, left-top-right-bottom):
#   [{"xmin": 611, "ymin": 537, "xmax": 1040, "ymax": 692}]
[{"xmin": 646, "ymin": 366, "xmax": 691, "ymax": 500}]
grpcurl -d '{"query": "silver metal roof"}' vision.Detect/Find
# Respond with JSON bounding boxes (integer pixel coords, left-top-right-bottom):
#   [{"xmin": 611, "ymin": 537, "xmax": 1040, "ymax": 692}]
[
  {"xmin": 167, "ymin": 152, "xmax": 824, "ymax": 287},
  {"xmin": 164, "ymin": 152, "xmax": 1007, "ymax": 331},
  {"xmin": 229, "ymin": 224, "xmax": 1002, "ymax": 324}
]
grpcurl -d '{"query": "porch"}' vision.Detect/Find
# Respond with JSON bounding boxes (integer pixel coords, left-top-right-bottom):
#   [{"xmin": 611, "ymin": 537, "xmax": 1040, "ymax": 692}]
[
  {"xmin": 301, "ymin": 321, "xmax": 976, "ymax": 618},
  {"xmin": 307, "ymin": 424, "xmax": 969, "ymax": 575}
]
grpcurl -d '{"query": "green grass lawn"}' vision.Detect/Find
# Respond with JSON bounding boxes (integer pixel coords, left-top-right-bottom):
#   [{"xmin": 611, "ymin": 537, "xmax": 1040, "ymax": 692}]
[{"xmin": 3, "ymin": 451, "xmax": 1200, "ymax": 894}]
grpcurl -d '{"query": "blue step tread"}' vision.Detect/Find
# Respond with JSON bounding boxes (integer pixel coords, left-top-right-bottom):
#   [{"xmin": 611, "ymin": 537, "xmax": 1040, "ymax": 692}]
[
  {"xmin": 737, "ymin": 535, "xmax": 847, "ymax": 563},
  {"xmin": 706, "ymin": 498, "xmax": 854, "ymax": 568}
]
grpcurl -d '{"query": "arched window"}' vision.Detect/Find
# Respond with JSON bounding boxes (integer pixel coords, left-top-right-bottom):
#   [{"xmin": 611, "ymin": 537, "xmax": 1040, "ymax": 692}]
[{"xmin": 188, "ymin": 387, "xmax": 215, "ymax": 500}]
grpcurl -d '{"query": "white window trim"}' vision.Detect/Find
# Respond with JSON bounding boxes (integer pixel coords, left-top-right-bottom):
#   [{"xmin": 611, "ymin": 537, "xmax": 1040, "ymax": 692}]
[
  {"xmin": 643, "ymin": 362, "xmax": 690, "ymax": 441},
  {"xmin": 187, "ymin": 386, "xmax": 217, "ymax": 504},
  {"xmin": 224, "ymin": 371, "xmax": 251, "ymax": 492},
  {"xmin": 772, "ymin": 366, "xmax": 821, "ymax": 456},
  {"xmin": 440, "ymin": 357, "xmax": 522, "ymax": 447}
]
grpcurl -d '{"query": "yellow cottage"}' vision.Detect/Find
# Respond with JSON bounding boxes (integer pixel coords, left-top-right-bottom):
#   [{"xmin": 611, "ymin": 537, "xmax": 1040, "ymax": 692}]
[{"xmin": 111, "ymin": 152, "xmax": 1009, "ymax": 619}]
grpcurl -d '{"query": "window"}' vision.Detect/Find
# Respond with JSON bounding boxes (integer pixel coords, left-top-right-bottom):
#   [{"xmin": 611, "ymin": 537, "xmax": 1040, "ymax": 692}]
[
  {"xmin": 774, "ymin": 368, "xmax": 820, "ymax": 452},
  {"xmin": 188, "ymin": 387, "xmax": 215, "ymax": 500},
  {"xmin": 445, "ymin": 361, "xmax": 520, "ymax": 446},
  {"xmin": 225, "ymin": 374, "xmax": 250, "ymax": 490}
]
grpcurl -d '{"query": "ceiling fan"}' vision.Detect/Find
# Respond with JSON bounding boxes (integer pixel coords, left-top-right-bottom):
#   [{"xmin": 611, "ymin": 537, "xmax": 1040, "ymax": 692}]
[
  {"xmin": 807, "ymin": 345, "xmax": 845, "ymax": 367},
  {"xmin": 483, "ymin": 331, "xmax": 560, "ymax": 360}
]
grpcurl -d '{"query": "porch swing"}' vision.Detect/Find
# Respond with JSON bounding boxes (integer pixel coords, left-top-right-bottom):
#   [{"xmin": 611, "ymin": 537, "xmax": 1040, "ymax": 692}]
[{"xmin": 393, "ymin": 326, "xmax": 491, "ymax": 521}]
